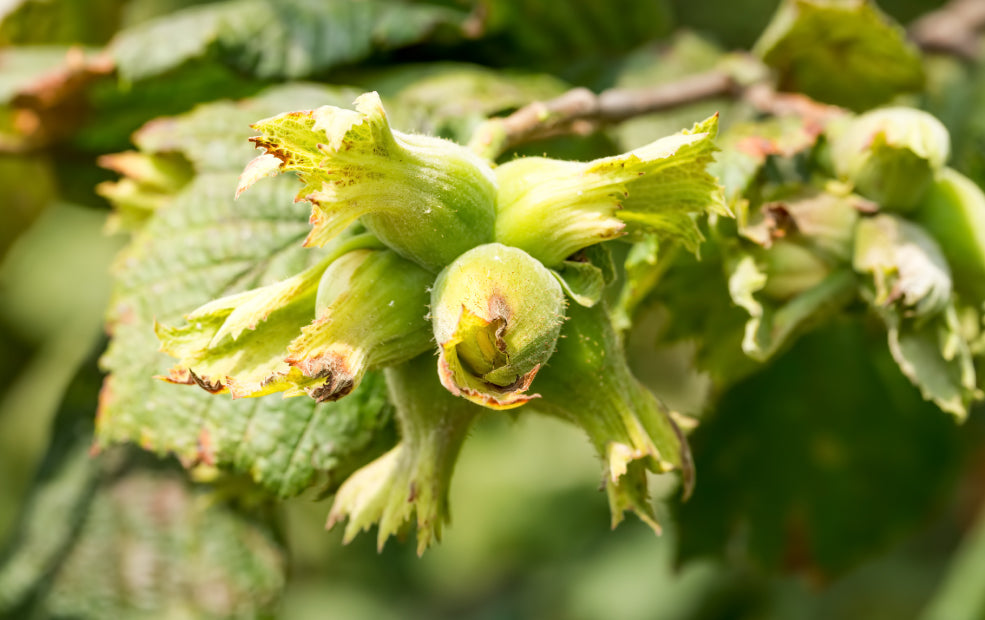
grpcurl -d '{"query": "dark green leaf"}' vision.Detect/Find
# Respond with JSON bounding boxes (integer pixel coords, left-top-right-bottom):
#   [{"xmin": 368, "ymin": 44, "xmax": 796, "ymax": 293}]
[
  {"xmin": 111, "ymin": 0, "xmax": 468, "ymax": 81},
  {"xmin": 754, "ymin": 0, "xmax": 924, "ymax": 111},
  {"xmin": 676, "ymin": 321, "xmax": 965, "ymax": 576}
]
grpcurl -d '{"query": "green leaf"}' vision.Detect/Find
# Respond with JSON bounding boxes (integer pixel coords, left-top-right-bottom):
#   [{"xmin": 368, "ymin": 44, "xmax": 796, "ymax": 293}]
[
  {"xmin": 110, "ymin": 0, "xmax": 468, "ymax": 81},
  {"xmin": 853, "ymin": 214, "xmax": 980, "ymax": 418},
  {"xmin": 646, "ymin": 235, "xmax": 760, "ymax": 390},
  {"xmin": 675, "ymin": 321, "xmax": 966, "ymax": 576},
  {"xmin": 729, "ymin": 254, "xmax": 857, "ymax": 361},
  {"xmin": 552, "ymin": 259, "xmax": 606, "ymax": 308},
  {"xmin": 97, "ymin": 89, "xmax": 398, "ymax": 498},
  {"xmin": 476, "ymin": 0, "xmax": 671, "ymax": 72},
  {"xmin": 0, "ymin": 0, "xmax": 122, "ymax": 45},
  {"xmin": 754, "ymin": 0, "xmax": 924, "ymax": 111},
  {"xmin": 884, "ymin": 308, "xmax": 979, "ymax": 421},
  {"xmin": 1, "ymin": 349, "xmax": 285, "ymax": 619}
]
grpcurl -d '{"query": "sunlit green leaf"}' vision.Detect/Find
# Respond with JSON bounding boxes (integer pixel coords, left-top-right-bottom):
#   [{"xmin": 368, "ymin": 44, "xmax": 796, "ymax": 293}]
[
  {"xmin": 754, "ymin": 0, "xmax": 924, "ymax": 110},
  {"xmin": 111, "ymin": 0, "xmax": 468, "ymax": 81}
]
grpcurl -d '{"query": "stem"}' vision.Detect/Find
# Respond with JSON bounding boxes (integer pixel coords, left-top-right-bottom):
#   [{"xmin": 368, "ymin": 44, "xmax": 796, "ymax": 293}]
[
  {"xmin": 468, "ymin": 70, "xmax": 738, "ymax": 160},
  {"xmin": 469, "ymin": 0, "xmax": 985, "ymax": 161},
  {"xmin": 910, "ymin": 0, "xmax": 985, "ymax": 61}
]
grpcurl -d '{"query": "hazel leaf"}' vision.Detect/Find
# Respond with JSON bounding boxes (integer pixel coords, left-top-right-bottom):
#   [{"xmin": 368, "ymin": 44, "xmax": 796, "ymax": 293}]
[
  {"xmin": 97, "ymin": 91, "xmax": 398, "ymax": 498},
  {"xmin": 754, "ymin": 0, "xmax": 924, "ymax": 111},
  {"xmin": 111, "ymin": 0, "xmax": 468, "ymax": 81}
]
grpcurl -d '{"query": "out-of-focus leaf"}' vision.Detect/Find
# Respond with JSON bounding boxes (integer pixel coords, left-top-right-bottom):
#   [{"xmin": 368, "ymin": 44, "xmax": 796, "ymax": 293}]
[
  {"xmin": 711, "ymin": 116, "xmax": 830, "ymax": 204},
  {"xmin": 475, "ymin": 0, "xmax": 672, "ymax": 76},
  {"xmin": 647, "ymin": 234, "xmax": 759, "ymax": 390},
  {"xmin": 853, "ymin": 214, "xmax": 979, "ymax": 418},
  {"xmin": 920, "ymin": 499, "xmax": 985, "ymax": 620},
  {"xmin": 110, "ymin": 0, "xmax": 468, "ymax": 82},
  {"xmin": 40, "ymin": 462, "xmax": 286, "ymax": 619},
  {"xmin": 885, "ymin": 308, "xmax": 979, "ymax": 421},
  {"xmin": 96, "ymin": 86, "xmax": 398, "ymax": 497},
  {"xmin": 669, "ymin": 0, "xmax": 780, "ymax": 49},
  {"xmin": 754, "ymin": 0, "xmax": 924, "ymax": 111},
  {"xmin": 0, "ymin": 46, "xmax": 113, "ymax": 151},
  {"xmin": 2, "ymin": 340, "xmax": 285, "ymax": 620},
  {"xmin": 729, "ymin": 253, "xmax": 857, "ymax": 362},
  {"xmin": 0, "ymin": 355, "xmax": 103, "ymax": 614},
  {"xmin": 350, "ymin": 63, "xmax": 569, "ymax": 142},
  {"xmin": 119, "ymin": 0, "xmax": 222, "ymax": 27},
  {"xmin": 611, "ymin": 32, "xmax": 733, "ymax": 151},
  {"xmin": 676, "ymin": 321, "xmax": 965, "ymax": 576},
  {"xmin": 0, "ymin": 155, "xmax": 55, "ymax": 259},
  {"xmin": 0, "ymin": 0, "xmax": 122, "ymax": 45}
]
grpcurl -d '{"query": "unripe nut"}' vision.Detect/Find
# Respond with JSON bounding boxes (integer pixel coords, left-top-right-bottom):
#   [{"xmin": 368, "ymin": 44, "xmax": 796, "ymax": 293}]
[
  {"xmin": 830, "ymin": 107, "xmax": 950, "ymax": 211},
  {"xmin": 431, "ymin": 243, "xmax": 566, "ymax": 409}
]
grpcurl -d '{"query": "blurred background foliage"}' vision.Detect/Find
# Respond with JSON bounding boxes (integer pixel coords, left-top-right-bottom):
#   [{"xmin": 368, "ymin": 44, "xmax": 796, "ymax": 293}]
[{"xmin": 3, "ymin": 0, "xmax": 985, "ymax": 618}]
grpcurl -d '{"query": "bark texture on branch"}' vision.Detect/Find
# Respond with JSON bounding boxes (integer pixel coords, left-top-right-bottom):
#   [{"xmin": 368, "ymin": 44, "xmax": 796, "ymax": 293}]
[{"xmin": 469, "ymin": 0, "xmax": 985, "ymax": 160}]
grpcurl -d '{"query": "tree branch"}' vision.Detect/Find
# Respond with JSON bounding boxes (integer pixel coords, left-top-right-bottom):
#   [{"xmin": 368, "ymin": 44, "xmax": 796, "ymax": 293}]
[
  {"xmin": 467, "ymin": 68, "xmax": 847, "ymax": 160},
  {"xmin": 467, "ymin": 70, "xmax": 739, "ymax": 159},
  {"xmin": 469, "ymin": 0, "xmax": 985, "ymax": 161},
  {"xmin": 909, "ymin": 0, "xmax": 985, "ymax": 61}
]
